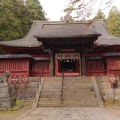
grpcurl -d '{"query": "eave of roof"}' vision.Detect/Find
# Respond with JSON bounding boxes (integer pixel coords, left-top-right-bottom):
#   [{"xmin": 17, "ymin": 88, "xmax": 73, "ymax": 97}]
[
  {"xmin": 0, "ymin": 54, "xmax": 33, "ymax": 59},
  {"xmin": 34, "ymin": 34, "xmax": 101, "ymax": 39},
  {"xmin": 103, "ymin": 52, "xmax": 120, "ymax": 57},
  {"xmin": 93, "ymin": 20, "xmax": 120, "ymax": 46},
  {"xmin": 0, "ymin": 19, "xmax": 120, "ymax": 47}
]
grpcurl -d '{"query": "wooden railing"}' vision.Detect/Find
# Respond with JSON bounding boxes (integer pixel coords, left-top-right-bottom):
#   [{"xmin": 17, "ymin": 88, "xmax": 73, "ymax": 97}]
[{"xmin": 61, "ymin": 68, "xmax": 64, "ymax": 105}]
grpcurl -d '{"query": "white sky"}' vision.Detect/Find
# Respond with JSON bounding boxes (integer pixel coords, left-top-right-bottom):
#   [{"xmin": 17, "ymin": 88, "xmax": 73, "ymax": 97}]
[{"xmin": 40, "ymin": 0, "xmax": 120, "ymax": 21}]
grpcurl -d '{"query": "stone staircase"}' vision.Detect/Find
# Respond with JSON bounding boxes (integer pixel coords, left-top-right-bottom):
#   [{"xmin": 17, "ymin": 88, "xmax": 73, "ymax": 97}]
[
  {"xmin": 37, "ymin": 77, "xmax": 62, "ymax": 107},
  {"xmin": 37, "ymin": 76, "xmax": 99, "ymax": 107},
  {"xmin": 62, "ymin": 77, "xmax": 98, "ymax": 107}
]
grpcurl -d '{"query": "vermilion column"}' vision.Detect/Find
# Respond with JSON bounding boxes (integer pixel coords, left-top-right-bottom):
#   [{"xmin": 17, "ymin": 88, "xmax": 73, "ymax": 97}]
[
  {"xmin": 50, "ymin": 49, "xmax": 53, "ymax": 76},
  {"xmin": 82, "ymin": 49, "xmax": 86, "ymax": 76}
]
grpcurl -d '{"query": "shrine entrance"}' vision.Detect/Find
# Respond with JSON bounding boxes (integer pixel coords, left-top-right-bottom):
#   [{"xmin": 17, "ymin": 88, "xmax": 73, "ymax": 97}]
[
  {"xmin": 34, "ymin": 15, "xmax": 101, "ymax": 76},
  {"xmin": 55, "ymin": 52, "xmax": 80, "ymax": 76}
]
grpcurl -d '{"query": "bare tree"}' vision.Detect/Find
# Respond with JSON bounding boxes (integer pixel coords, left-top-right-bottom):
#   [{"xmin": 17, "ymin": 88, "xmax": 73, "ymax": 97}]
[{"xmin": 64, "ymin": 0, "xmax": 114, "ymax": 20}]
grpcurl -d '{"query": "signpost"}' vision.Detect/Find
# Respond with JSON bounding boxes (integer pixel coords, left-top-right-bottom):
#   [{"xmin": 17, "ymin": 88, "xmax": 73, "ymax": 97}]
[{"xmin": 109, "ymin": 74, "xmax": 116, "ymax": 101}]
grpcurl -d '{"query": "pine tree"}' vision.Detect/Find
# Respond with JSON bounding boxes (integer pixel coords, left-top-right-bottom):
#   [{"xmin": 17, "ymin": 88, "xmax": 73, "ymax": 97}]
[
  {"xmin": 106, "ymin": 6, "xmax": 120, "ymax": 37},
  {"xmin": 94, "ymin": 9, "xmax": 106, "ymax": 20}
]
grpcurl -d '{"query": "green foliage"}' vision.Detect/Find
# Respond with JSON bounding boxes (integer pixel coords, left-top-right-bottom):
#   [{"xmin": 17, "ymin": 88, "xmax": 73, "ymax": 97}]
[
  {"xmin": 0, "ymin": 0, "xmax": 46, "ymax": 41},
  {"xmin": 16, "ymin": 100, "xmax": 23, "ymax": 106},
  {"xmin": 106, "ymin": 6, "xmax": 120, "ymax": 37},
  {"xmin": 94, "ymin": 9, "xmax": 106, "ymax": 20},
  {"xmin": 26, "ymin": 0, "xmax": 47, "ymax": 21},
  {"xmin": 105, "ymin": 99, "xmax": 119, "ymax": 105}
]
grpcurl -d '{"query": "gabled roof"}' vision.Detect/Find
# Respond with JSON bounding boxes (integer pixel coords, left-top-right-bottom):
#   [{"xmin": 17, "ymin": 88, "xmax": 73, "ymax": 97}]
[
  {"xmin": 0, "ymin": 17, "xmax": 120, "ymax": 47},
  {"xmin": 0, "ymin": 22, "xmax": 41, "ymax": 47},
  {"xmin": 93, "ymin": 20, "xmax": 120, "ymax": 45},
  {"xmin": 34, "ymin": 23, "xmax": 100, "ymax": 39}
]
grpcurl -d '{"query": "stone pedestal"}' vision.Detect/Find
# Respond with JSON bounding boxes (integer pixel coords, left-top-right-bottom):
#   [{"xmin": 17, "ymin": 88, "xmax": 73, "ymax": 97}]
[{"xmin": 0, "ymin": 83, "xmax": 16, "ymax": 109}]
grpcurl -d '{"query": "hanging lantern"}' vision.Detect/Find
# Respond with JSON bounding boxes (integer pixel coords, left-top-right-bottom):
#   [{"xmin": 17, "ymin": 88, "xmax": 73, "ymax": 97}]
[
  {"xmin": 62, "ymin": 53, "xmax": 65, "ymax": 60},
  {"xmin": 66, "ymin": 53, "xmax": 70, "ymax": 59},
  {"xmin": 74, "ymin": 53, "xmax": 79, "ymax": 60},
  {"xmin": 57, "ymin": 53, "xmax": 61, "ymax": 60},
  {"xmin": 70, "ymin": 53, "xmax": 74, "ymax": 60}
]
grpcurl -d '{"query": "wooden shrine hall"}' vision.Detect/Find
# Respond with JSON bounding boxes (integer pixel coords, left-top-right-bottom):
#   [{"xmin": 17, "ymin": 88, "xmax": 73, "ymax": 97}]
[{"xmin": 0, "ymin": 15, "xmax": 120, "ymax": 78}]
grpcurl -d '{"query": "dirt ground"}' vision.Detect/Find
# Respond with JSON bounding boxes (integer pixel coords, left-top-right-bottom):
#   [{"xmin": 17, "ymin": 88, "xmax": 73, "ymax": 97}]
[
  {"xmin": 105, "ymin": 104, "xmax": 120, "ymax": 118},
  {"xmin": 0, "ymin": 104, "xmax": 120, "ymax": 120},
  {"xmin": 0, "ymin": 105, "xmax": 32, "ymax": 120}
]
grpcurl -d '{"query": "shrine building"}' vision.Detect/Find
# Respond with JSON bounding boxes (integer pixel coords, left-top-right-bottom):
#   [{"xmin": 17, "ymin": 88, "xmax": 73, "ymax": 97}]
[{"xmin": 0, "ymin": 15, "xmax": 120, "ymax": 81}]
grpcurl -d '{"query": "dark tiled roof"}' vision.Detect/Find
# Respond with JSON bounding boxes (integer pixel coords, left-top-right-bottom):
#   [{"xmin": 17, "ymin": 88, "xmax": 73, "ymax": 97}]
[
  {"xmin": 93, "ymin": 20, "xmax": 120, "ymax": 45},
  {"xmin": 0, "ymin": 19, "xmax": 120, "ymax": 47},
  {"xmin": 0, "ymin": 22, "xmax": 43, "ymax": 47},
  {"xmin": 34, "ymin": 23, "xmax": 100, "ymax": 38},
  {"xmin": 104, "ymin": 52, "xmax": 120, "ymax": 57},
  {"xmin": 0, "ymin": 54, "xmax": 32, "ymax": 59}
]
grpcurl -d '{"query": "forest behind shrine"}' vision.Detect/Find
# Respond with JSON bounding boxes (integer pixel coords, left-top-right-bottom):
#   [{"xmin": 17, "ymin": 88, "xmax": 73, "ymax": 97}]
[{"xmin": 0, "ymin": 0, "xmax": 120, "ymax": 42}]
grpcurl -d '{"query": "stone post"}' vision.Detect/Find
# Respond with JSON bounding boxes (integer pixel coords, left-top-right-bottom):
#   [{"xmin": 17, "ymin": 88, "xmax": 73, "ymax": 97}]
[
  {"xmin": 0, "ymin": 71, "xmax": 16, "ymax": 109},
  {"xmin": 0, "ymin": 83, "xmax": 16, "ymax": 109}
]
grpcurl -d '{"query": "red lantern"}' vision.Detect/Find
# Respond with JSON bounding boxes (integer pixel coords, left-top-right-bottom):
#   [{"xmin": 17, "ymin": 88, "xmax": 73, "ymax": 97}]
[
  {"xmin": 11, "ymin": 74, "xmax": 18, "ymax": 84},
  {"xmin": 22, "ymin": 74, "xmax": 29, "ymax": 84},
  {"xmin": 109, "ymin": 74, "xmax": 116, "ymax": 84}
]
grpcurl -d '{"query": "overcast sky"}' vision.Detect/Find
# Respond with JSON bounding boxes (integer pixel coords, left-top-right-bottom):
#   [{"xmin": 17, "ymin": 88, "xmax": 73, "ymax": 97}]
[{"xmin": 40, "ymin": 0, "xmax": 120, "ymax": 21}]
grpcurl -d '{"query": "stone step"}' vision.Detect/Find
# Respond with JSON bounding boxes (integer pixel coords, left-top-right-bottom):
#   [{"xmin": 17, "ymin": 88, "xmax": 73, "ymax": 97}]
[
  {"xmin": 64, "ymin": 77, "xmax": 92, "ymax": 81},
  {"xmin": 44, "ymin": 80, "xmax": 61, "ymax": 83},
  {"xmin": 39, "ymin": 98, "xmax": 61, "ymax": 101},
  {"xmin": 63, "ymin": 85, "xmax": 93, "ymax": 89},
  {"xmin": 43, "ymin": 83, "xmax": 62, "ymax": 88},
  {"xmin": 63, "ymin": 94, "xmax": 96, "ymax": 98},
  {"xmin": 37, "ymin": 101, "xmax": 61, "ymax": 106},
  {"xmin": 63, "ymin": 88, "xmax": 94, "ymax": 92},
  {"xmin": 63, "ymin": 80, "xmax": 92, "ymax": 83},
  {"xmin": 40, "ymin": 94, "xmax": 61, "ymax": 98},
  {"xmin": 63, "ymin": 83, "xmax": 93, "ymax": 86},
  {"xmin": 37, "ymin": 104, "xmax": 61, "ymax": 107},
  {"xmin": 42, "ymin": 88, "xmax": 61, "ymax": 91},
  {"xmin": 63, "ymin": 97, "xmax": 97, "ymax": 101},
  {"xmin": 43, "ymin": 84, "xmax": 61, "ymax": 87},
  {"xmin": 63, "ymin": 91, "xmax": 96, "ymax": 95},
  {"xmin": 62, "ymin": 104, "xmax": 98, "ymax": 107},
  {"xmin": 40, "ymin": 91, "xmax": 61, "ymax": 95},
  {"xmin": 45, "ymin": 77, "xmax": 93, "ymax": 82},
  {"xmin": 42, "ymin": 86, "xmax": 62, "ymax": 91},
  {"xmin": 45, "ymin": 77, "xmax": 62, "ymax": 81},
  {"xmin": 37, "ymin": 101, "xmax": 98, "ymax": 107},
  {"xmin": 62, "ymin": 100, "xmax": 98, "ymax": 104}
]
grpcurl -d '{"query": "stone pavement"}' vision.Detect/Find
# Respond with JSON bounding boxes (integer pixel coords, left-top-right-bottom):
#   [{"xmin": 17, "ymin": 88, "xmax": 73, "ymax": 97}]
[{"xmin": 19, "ymin": 107, "xmax": 120, "ymax": 120}]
